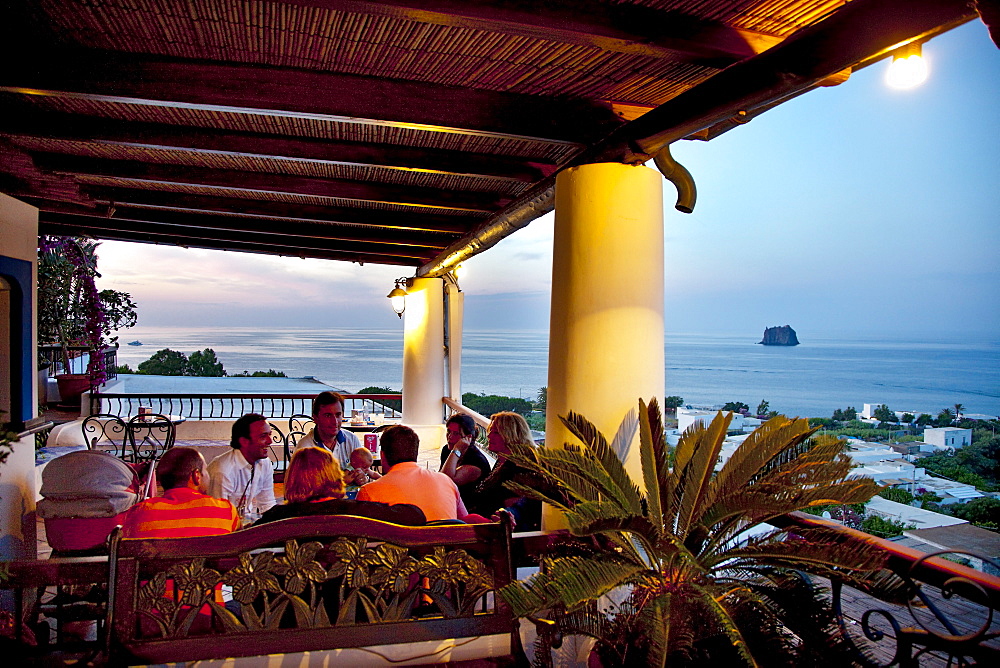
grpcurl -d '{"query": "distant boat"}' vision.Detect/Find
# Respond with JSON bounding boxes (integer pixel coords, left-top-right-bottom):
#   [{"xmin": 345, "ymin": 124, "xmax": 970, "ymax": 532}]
[{"xmin": 127, "ymin": 340, "xmax": 143, "ymax": 346}]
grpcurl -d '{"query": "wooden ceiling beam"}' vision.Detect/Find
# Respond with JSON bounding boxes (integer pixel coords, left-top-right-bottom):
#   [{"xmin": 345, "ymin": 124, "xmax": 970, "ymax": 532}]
[
  {"xmin": 32, "ymin": 153, "xmax": 508, "ymax": 213},
  {"xmin": 0, "ymin": 107, "xmax": 559, "ymax": 182},
  {"xmin": 38, "ymin": 221, "xmax": 424, "ymax": 266},
  {"xmin": 76, "ymin": 187, "xmax": 479, "ymax": 234},
  {"xmin": 621, "ymin": 0, "xmax": 977, "ymax": 157},
  {"xmin": 39, "ymin": 212, "xmax": 435, "ymax": 263},
  {"xmin": 0, "ymin": 50, "xmax": 620, "ymax": 143},
  {"xmin": 275, "ymin": 0, "xmax": 781, "ymax": 63},
  {"xmin": 30, "ymin": 201, "xmax": 455, "ymax": 249}
]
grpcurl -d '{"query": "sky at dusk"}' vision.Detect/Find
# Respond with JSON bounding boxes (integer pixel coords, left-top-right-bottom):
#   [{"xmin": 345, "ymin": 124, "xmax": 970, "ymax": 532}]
[{"xmin": 95, "ymin": 20, "xmax": 1000, "ymax": 341}]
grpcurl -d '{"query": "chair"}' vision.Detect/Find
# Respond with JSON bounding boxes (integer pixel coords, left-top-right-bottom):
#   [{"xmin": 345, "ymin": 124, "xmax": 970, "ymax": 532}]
[
  {"xmin": 126, "ymin": 413, "xmax": 176, "ymax": 462},
  {"xmin": 81, "ymin": 414, "xmax": 128, "ymax": 459},
  {"xmin": 268, "ymin": 423, "xmax": 289, "ymax": 481},
  {"xmin": 288, "ymin": 414, "xmax": 314, "ymax": 435}
]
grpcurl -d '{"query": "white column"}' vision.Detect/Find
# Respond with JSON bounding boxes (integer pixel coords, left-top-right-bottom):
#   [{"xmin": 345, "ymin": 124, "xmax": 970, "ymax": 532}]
[
  {"xmin": 401, "ymin": 277, "xmax": 446, "ymax": 458},
  {"xmin": 444, "ymin": 278, "xmax": 464, "ymax": 404},
  {"xmin": 546, "ymin": 162, "xmax": 665, "ymax": 489}
]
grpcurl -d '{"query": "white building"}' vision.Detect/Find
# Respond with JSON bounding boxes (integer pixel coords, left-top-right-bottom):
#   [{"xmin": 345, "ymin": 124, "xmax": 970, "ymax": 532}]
[
  {"xmin": 866, "ymin": 497, "xmax": 967, "ymax": 530},
  {"xmin": 923, "ymin": 427, "xmax": 972, "ymax": 449}
]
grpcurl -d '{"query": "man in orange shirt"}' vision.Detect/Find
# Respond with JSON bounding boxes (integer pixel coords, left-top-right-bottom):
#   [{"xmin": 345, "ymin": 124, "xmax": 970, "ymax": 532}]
[
  {"xmin": 357, "ymin": 425, "xmax": 466, "ymax": 522},
  {"xmin": 122, "ymin": 447, "xmax": 239, "ymax": 538}
]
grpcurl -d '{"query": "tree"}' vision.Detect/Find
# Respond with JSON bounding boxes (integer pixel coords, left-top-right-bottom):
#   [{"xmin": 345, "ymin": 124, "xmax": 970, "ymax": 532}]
[
  {"xmin": 954, "ymin": 403, "xmax": 965, "ymax": 420},
  {"xmin": 873, "ymin": 404, "xmax": 895, "ymax": 422},
  {"xmin": 663, "ymin": 395, "xmax": 684, "ymax": 410},
  {"xmin": 721, "ymin": 401, "xmax": 749, "ymax": 413},
  {"xmin": 833, "ymin": 406, "xmax": 857, "ymax": 422},
  {"xmin": 99, "ymin": 288, "xmax": 138, "ymax": 342},
  {"xmin": 137, "ymin": 348, "xmax": 191, "ymax": 376},
  {"xmin": 948, "ymin": 497, "xmax": 1000, "ymax": 528},
  {"xmin": 535, "ymin": 386, "xmax": 547, "ymax": 411},
  {"xmin": 357, "ymin": 386, "xmax": 402, "ymax": 413},
  {"xmin": 832, "ymin": 408, "xmax": 844, "ymax": 421},
  {"xmin": 231, "ymin": 369, "xmax": 287, "ymax": 377},
  {"xmin": 861, "ymin": 515, "xmax": 914, "ymax": 538},
  {"xmin": 901, "ymin": 413, "xmax": 914, "ymax": 424},
  {"xmin": 915, "ymin": 413, "xmax": 933, "ymax": 427},
  {"xmin": 936, "ymin": 408, "xmax": 955, "ymax": 427},
  {"xmin": 878, "ymin": 487, "xmax": 914, "ymax": 505},
  {"xmin": 188, "ymin": 348, "xmax": 226, "ymax": 376},
  {"xmin": 756, "ymin": 399, "xmax": 770, "ymax": 416},
  {"xmin": 461, "ymin": 392, "xmax": 532, "ymax": 417},
  {"xmin": 500, "ymin": 403, "xmax": 892, "ymax": 667}
]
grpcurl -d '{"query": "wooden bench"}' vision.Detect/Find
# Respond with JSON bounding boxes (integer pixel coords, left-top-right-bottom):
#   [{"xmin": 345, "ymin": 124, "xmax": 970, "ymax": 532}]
[{"xmin": 105, "ymin": 515, "xmax": 528, "ymax": 665}]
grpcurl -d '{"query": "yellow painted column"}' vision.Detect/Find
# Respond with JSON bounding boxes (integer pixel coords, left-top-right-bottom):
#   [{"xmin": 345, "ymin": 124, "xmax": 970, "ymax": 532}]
[
  {"xmin": 401, "ymin": 277, "xmax": 446, "ymax": 457},
  {"xmin": 546, "ymin": 163, "xmax": 665, "ymax": 491},
  {"xmin": 444, "ymin": 278, "xmax": 464, "ymax": 403}
]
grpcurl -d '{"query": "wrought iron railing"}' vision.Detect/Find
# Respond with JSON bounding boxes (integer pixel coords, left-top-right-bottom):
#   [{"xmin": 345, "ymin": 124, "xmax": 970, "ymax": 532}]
[
  {"xmin": 88, "ymin": 392, "xmax": 402, "ymax": 421},
  {"xmin": 38, "ymin": 345, "xmax": 118, "ymax": 382},
  {"xmin": 771, "ymin": 512, "xmax": 1000, "ymax": 667}
]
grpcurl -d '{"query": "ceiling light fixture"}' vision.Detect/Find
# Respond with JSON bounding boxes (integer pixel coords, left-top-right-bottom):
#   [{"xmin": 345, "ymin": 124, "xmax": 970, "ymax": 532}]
[
  {"xmin": 886, "ymin": 42, "xmax": 928, "ymax": 89},
  {"xmin": 387, "ymin": 278, "xmax": 409, "ymax": 318}
]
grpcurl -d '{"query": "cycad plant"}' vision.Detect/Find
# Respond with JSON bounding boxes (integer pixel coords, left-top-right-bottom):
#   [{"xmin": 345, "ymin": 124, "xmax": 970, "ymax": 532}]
[{"xmin": 500, "ymin": 398, "xmax": 898, "ymax": 667}]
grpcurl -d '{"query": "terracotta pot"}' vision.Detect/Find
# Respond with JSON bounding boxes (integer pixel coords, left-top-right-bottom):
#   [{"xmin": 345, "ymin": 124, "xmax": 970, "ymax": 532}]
[{"xmin": 55, "ymin": 373, "xmax": 92, "ymax": 406}]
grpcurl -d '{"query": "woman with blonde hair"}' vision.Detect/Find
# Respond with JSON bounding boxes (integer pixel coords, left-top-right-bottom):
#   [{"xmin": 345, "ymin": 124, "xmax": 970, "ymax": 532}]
[
  {"xmin": 255, "ymin": 447, "xmax": 425, "ymax": 526},
  {"xmin": 469, "ymin": 412, "xmax": 544, "ymax": 530}
]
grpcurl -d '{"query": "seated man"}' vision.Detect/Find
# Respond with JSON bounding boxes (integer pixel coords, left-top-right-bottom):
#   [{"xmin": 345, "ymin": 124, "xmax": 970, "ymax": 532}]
[
  {"xmin": 207, "ymin": 413, "xmax": 277, "ymax": 524},
  {"xmin": 296, "ymin": 391, "xmax": 361, "ymax": 469},
  {"xmin": 357, "ymin": 425, "xmax": 466, "ymax": 522},
  {"xmin": 122, "ymin": 447, "xmax": 239, "ymax": 538}
]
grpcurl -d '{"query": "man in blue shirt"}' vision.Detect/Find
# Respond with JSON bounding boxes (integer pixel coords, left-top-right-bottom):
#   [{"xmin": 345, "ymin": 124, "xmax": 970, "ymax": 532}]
[{"xmin": 294, "ymin": 391, "xmax": 360, "ymax": 468}]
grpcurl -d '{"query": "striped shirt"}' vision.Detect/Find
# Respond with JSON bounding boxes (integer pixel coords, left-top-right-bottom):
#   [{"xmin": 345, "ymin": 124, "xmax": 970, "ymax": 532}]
[{"xmin": 121, "ymin": 487, "xmax": 239, "ymax": 539}]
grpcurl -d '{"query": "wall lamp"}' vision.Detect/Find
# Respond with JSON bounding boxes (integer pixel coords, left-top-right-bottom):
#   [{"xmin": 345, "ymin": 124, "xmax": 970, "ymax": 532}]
[
  {"xmin": 886, "ymin": 42, "xmax": 928, "ymax": 90},
  {"xmin": 387, "ymin": 278, "xmax": 409, "ymax": 318}
]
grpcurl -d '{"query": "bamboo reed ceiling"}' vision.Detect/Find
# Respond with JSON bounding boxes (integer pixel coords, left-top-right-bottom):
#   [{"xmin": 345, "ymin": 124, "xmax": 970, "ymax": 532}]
[{"xmin": 0, "ymin": 0, "xmax": 976, "ymax": 267}]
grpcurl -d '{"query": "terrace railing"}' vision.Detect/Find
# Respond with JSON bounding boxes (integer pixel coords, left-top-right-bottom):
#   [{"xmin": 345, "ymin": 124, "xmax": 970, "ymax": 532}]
[
  {"xmin": 2, "ymin": 520, "xmax": 998, "ymax": 665},
  {"xmin": 39, "ymin": 345, "xmax": 118, "ymax": 382},
  {"xmin": 89, "ymin": 392, "xmax": 402, "ymax": 421}
]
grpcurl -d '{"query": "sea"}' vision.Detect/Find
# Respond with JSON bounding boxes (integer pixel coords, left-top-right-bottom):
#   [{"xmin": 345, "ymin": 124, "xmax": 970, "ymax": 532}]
[{"xmin": 111, "ymin": 327, "xmax": 1000, "ymax": 420}]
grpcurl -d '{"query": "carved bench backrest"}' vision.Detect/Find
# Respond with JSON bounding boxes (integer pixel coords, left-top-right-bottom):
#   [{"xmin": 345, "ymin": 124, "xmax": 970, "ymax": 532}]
[{"xmin": 106, "ymin": 515, "xmax": 519, "ymax": 665}]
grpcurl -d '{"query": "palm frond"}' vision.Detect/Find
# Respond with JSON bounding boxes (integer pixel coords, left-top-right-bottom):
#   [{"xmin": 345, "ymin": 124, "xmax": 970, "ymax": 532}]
[
  {"xmin": 535, "ymin": 444, "xmax": 640, "ymax": 512},
  {"xmin": 639, "ymin": 398, "xmax": 665, "ymax": 536},
  {"xmin": 499, "ymin": 555, "xmax": 646, "ymax": 616},
  {"xmin": 609, "ymin": 406, "xmax": 638, "ymax": 469},
  {"xmin": 636, "ymin": 591, "xmax": 669, "ymax": 668},
  {"xmin": 674, "ymin": 412, "xmax": 731, "ymax": 539},
  {"xmin": 561, "ymin": 411, "xmax": 643, "ymax": 515},
  {"xmin": 716, "ymin": 527, "xmax": 888, "ymax": 574},
  {"xmin": 689, "ymin": 580, "xmax": 759, "ymax": 667},
  {"xmin": 709, "ymin": 416, "xmax": 816, "ymax": 511},
  {"xmin": 505, "ymin": 442, "xmax": 617, "ymax": 507}
]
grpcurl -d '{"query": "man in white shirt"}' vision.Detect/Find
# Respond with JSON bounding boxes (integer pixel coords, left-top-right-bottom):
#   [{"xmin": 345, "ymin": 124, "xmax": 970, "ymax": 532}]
[
  {"xmin": 207, "ymin": 413, "xmax": 277, "ymax": 524},
  {"xmin": 294, "ymin": 391, "xmax": 360, "ymax": 468}
]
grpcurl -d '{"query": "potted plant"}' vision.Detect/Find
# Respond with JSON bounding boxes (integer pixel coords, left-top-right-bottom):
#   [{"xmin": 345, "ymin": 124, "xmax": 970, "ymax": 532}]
[
  {"xmin": 37, "ymin": 236, "xmax": 137, "ymax": 405},
  {"xmin": 500, "ymin": 400, "xmax": 905, "ymax": 667}
]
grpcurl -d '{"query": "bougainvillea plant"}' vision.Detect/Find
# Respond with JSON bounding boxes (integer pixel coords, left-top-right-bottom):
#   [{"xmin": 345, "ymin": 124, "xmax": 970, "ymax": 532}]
[{"xmin": 37, "ymin": 236, "xmax": 135, "ymax": 388}]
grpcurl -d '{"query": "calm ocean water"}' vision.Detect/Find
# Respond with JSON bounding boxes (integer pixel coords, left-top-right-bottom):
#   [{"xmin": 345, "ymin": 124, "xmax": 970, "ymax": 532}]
[{"xmin": 112, "ymin": 327, "xmax": 1000, "ymax": 419}]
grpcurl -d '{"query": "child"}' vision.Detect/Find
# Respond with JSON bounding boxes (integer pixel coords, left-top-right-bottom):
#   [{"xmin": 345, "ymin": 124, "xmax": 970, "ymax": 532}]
[{"xmin": 346, "ymin": 446, "xmax": 382, "ymax": 486}]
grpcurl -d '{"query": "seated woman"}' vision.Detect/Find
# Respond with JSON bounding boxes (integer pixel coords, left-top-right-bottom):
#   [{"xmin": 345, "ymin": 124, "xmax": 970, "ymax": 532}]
[
  {"xmin": 468, "ymin": 412, "xmax": 543, "ymax": 531},
  {"xmin": 439, "ymin": 413, "xmax": 491, "ymax": 508},
  {"xmin": 255, "ymin": 446, "xmax": 425, "ymax": 526}
]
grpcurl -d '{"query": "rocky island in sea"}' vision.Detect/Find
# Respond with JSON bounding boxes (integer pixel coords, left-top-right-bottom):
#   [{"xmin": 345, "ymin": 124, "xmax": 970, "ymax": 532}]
[{"xmin": 759, "ymin": 325, "xmax": 800, "ymax": 346}]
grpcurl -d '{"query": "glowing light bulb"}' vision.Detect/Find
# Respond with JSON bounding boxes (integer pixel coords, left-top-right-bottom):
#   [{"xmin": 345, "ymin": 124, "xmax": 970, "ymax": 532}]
[{"xmin": 886, "ymin": 46, "xmax": 928, "ymax": 89}]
